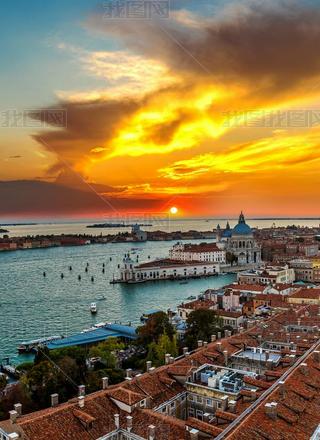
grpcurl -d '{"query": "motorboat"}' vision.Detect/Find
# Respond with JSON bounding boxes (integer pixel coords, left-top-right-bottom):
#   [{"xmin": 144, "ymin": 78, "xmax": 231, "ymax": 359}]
[{"xmin": 90, "ymin": 302, "xmax": 97, "ymax": 314}]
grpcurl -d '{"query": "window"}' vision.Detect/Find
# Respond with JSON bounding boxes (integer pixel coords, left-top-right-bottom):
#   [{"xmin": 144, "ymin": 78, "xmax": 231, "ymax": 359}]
[
  {"xmin": 196, "ymin": 410, "xmax": 203, "ymax": 420},
  {"xmin": 189, "ymin": 408, "xmax": 195, "ymax": 417},
  {"xmin": 206, "ymin": 398, "xmax": 213, "ymax": 407},
  {"xmin": 188, "ymin": 395, "xmax": 194, "ymax": 401},
  {"xmin": 196, "ymin": 396, "xmax": 203, "ymax": 403}
]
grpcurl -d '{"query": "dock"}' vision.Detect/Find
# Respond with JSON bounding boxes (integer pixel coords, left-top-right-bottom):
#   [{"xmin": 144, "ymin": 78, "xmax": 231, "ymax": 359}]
[
  {"xmin": 46, "ymin": 323, "xmax": 137, "ymax": 350},
  {"xmin": 0, "ymin": 359, "xmax": 21, "ymax": 379}
]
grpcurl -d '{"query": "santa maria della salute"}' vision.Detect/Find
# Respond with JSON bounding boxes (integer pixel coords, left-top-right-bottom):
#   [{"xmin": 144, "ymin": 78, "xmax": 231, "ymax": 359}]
[{"xmin": 217, "ymin": 211, "xmax": 261, "ymax": 265}]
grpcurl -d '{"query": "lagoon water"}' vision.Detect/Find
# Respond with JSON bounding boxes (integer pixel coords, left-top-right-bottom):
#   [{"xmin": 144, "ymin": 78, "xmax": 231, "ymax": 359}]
[
  {"xmin": 0, "ymin": 239, "xmax": 236, "ymax": 362},
  {"xmin": 1, "ymin": 216, "xmax": 319, "ymax": 363}
]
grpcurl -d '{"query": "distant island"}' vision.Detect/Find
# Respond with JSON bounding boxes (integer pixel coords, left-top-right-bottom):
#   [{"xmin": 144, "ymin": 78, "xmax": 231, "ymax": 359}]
[{"xmin": 87, "ymin": 223, "xmax": 152, "ymax": 228}]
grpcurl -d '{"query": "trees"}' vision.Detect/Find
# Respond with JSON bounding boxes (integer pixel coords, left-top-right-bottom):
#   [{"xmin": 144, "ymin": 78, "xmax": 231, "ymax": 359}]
[
  {"xmin": 226, "ymin": 251, "xmax": 238, "ymax": 266},
  {"xmin": 88, "ymin": 338, "xmax": 124, "ymax": 369},
  {"xmin": 137, "ymin": 312, "xmax": 175, "ymax": 345},
  {"xmin": 184, "ymin": 309, "xmax": 223, "ymax": 349}
]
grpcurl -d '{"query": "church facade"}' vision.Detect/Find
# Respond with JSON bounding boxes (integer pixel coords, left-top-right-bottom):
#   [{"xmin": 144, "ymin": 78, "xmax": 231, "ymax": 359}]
[{"xmin": 217, "ymin": 212, "xmax": 261, "ymax": 266}]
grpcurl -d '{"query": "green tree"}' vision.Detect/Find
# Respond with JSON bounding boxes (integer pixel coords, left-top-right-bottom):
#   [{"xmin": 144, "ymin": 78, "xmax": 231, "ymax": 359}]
[
  {"xmin": 137, "ymin": 312, "xmax": 174, "ymax": 345},
  {"xmin": 0, "ymin": 374, "xmax": 7, "ymax": 393},
  {"xmin": 184, "ymin": 309, "xmax": 223, "ymax": 349},
  {"xmin": 88, "ymin": 338, "xmax": 124, "ymax": 369}
]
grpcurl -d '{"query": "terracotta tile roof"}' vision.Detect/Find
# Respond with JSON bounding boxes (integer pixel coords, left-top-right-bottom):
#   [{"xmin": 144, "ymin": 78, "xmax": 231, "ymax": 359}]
[
  {"xmin": 108, "ymin": 387, "xmax": 145, "ymax": 405},
  {"xmin": 289, "ymin": 288, "xmax": 320, "ymax": 300},
  {"xmin": 187, "ymin": 417, "xmax": 224, "ymax": 436}
]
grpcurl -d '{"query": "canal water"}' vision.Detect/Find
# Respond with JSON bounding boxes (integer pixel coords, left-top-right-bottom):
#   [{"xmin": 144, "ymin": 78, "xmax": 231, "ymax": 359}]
[{"xmin": 0, "ymin": 240, "xmax": 236, "ymax": 362}]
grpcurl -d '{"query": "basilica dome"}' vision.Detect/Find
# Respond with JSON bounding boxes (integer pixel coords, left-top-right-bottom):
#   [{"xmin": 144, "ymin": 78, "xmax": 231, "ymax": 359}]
[{"xmin": 232, "ymin": 212, "xmax": 252, "ymax": 236}]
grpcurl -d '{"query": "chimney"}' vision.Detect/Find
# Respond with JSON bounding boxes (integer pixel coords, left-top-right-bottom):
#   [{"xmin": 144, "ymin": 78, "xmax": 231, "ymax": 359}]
[
  {"xmin": 189, "ymin": 428, "xmax": 199, "ymax": 440},
  {"xmin": 216, "ymin": 342, "xmax": 222, "ymax": 353},
  {"xmin": 183, "ymin": 347, "xmax": 189, "ymax": 355},
  {"xmin": 313, "ymin": 351, "xmax": 320, "ymax": 362},
  {"xmin": 9, "ymin": 410, "xmax": 18, "ymax": 424},
  {"xmin": 217, "ymin": 331, "xmax": 222, "ymax": 339},
  {"xmin": 278, "ymin": 380, "xmax": 286, "ymax": 398},
  {"xmin": 223, "ymin": 350, "xmax": 228, "ymax": 366},
  {"xmin": 51, "ymin": 393, "xmax": 59, "ymax": 407},
  {"xmin": 197, "ymin": 340, "xmax": 203, "ymax": 348},
  {"xmin": 78, "ymin": 385, "xmax": 85, "ymax": 397},
  {"xmin": 203, "ymin": 412, "xmax": 210, "ymax": 422},
  {"xmin": 225, "ymin": 330, "xmax": 231, "ymax": 338},
  {"xmin": 78, "ymin": 396, "xmax": 85, "ymax": 409},
  {"xmin": 8, "ymin": 434, "xmax": 19, "ymax": 440},
  {"xmin": 169, "ymin": 356, "xmax": 175, "ymax": 364},
  {"xmin": 102, "ymin": 377, "xmax": 109, "ymax": 390},
  {"xmin": 266, "ymin": 359, "xmax": 274, "ymax": 370},
  {"xmin": 228, "ymin": 400, "xmax": 237, "ymax": 413},
  {"xmin": 265, "ymin": 351, "xmax": 269, "ymax": 362},
  {"xmin": 211, "ymin": 334, "xmax": 217, "ymax": 343},
  {"xmin": 146, "ymin": 361, "xmax": 152, "ymax": 372},
  {"xmin": 300, "ymin": 363, "xmax": 308, "ymax": 375},
  {"xmin": 126, "ymin": 415, "xmax": 133, "ymax": 432},
  {"xmin": 149, "ymin": 367, "xmax": 156, "ymax": 373},
  {"xmin": 165, "ymin": 353, "xmax": 171, "ymax": 365},
  {"xmin": 126, "ymin": 368, "xmax": 132, "ymax": 379},
  {"xmin": 114, "ymin": 414, "xmax": 120, "ymax": 429},
  {"xmin": 14, "ymin": 403, "xmax": 22, "ymax": 417},
  {"xmin": 265, "ymin": 402, "xmax": 278, "ymax": 420},
  {"xmin": 148, "ymin": 424, "xmax": 156, "ymax": 440}
]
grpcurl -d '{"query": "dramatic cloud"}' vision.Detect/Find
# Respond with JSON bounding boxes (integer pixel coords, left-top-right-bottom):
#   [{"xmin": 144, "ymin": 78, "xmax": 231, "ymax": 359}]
[{"xmin": 22, "ymin": 0, "xmax": 320, "ymax": 215}]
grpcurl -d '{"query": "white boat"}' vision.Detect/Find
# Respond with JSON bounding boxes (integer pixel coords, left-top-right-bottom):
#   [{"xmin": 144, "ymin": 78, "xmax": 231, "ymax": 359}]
[{"xmin": 90, "ymin": 303, "xmax": 97, "ymax": 314}]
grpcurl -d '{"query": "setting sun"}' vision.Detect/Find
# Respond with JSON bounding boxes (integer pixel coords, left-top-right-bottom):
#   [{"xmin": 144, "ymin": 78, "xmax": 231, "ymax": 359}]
[{"xmin": 170, "ymin": 206, "xmax": 178, "ymax": 215}]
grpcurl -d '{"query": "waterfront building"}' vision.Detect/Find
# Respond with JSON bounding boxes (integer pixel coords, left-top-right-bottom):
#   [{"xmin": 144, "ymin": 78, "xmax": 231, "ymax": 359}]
[
  {"xmin": 287, "ymin": 287, "xmax": 320, "ymax": 305},
  {"xmin": 169, "ymin": 243, "xmax": 226, "ymax": 264},
  {"xmin": 117, "ymin": 255, "xmax": 221, "ymax": 284},
  {"xmin": 131, "ymin": 224, "xmax": 147, "ymax": 242},
  {"xmin": 218, "ymin": 212, "xmax": 261, "ymax": 266}
]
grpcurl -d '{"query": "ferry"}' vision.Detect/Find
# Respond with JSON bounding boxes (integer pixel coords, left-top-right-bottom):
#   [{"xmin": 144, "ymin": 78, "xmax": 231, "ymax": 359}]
[
  {"xmin": 18, "ymin": 335, "xmax": 63, "ymax": 354},
  {"xmin": 90, "ymin": 302, "xmax": 97, "ymax": 314}
]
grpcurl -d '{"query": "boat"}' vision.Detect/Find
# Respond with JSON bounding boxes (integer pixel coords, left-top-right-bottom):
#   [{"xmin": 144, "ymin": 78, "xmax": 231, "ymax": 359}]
[
  {"xmin": 179, "ymin": 281, "xmax": 188, "ymax": 285},
  {"xmin": 90, "ymin": 303, "xmax": 97, "ymax": 314}
]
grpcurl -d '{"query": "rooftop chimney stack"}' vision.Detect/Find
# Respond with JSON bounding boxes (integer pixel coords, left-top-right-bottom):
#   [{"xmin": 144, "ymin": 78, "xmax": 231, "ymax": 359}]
[
  {"xmin": 114, "ymin": 414, "xmax": 120, "ymax": 429},
  {"xmin": 203, "ymin": 412, "xmax": 210, "ymax": 422},
  {"xmin": 126, "ymin": 415, "xmax": 133, "ymax": 432},
  {"xmin": 14, "ymin": 403, "xmax": 22, "ymax": 417},
  {"xmin": 211, "ymin": 334, "xmax": 217, "ymax": 343},
  {"xmin": 217, "ymin": 331, "xmax": 222, "ymax": 340},
  {"xmin": 9, "ymin": 410, "xmax": 18, "ymax": 424},
  {"xmin": 228, "ymin": 400, "xmax": 237, "ymax": 413},
  {"xmin": 148, "ymin": 425, "xmax": 156, "ymax": 440},
  {"xmin": 126, "ymin": 368, "xmax": 133, "ymax": 379},
  {"xmin": 265, "ymin": 402, "xmax": 278, "ymax": 420},
  {"xmin": 216, "ymin": 342, "xmax": 222, "ymax": 353},
  {"xmin": 165, "ymin": 353, "xmax": 171, "ymax": 365},
  {"xmin": 183, "ymin": 347, "xmax": 189, "ymax": 355},
  {"xmin": 203, "ymin": 341, "xmax": 208, "ymax": 348},
  {"xmin": 313, "ymin": 351, "xmax": 320, "ymax": 363},
  {"xmin": 102, "ymin": 377, "xmax": 109, "ymax": 390},
  {"xmin": 51, "ymin": 394, "xmax": 59, "ymax": 407},
  {"xmin": 223, "ymin": 350, "xmax": 228, "ymax": 366},
  {"xmin": 78, "ymin": 396, "xmax": 85, "ymax": 409},
  {"xmin": 78, "ymin": 385, "xmax": 85, "ymax": 397},
  {"xmin": 189, "ymin": 428, "xmax": 199, "ymax": 440},
  {"xmin": 197, "ymin": 340, "xmax": 203, "ymax": 348},
  {"xmin": 146, "ymin": 361, "xmax": 152, "ymax": 372},
  {"xmin": 300, "ymin": 363, "xmax": 308, "ymax": 375},
  {"xmin": 278, "ymin": 380, "xmax": 286, "ymax": 398},
  {"xmin": 169, "ymin": 356, "xmax": 174, "ymax": 364}
]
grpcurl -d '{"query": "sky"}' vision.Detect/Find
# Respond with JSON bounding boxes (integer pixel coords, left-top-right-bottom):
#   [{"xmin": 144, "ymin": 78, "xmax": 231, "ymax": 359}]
[{"xmin": 1, "ymin": 0, "xmax": 320, "ymax": 218}]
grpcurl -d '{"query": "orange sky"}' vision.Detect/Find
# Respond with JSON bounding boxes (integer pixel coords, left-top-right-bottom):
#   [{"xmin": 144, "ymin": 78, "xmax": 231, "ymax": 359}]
[{"xmin": 2, "ymin": 1, "xmax": 320, "ymax": 217}]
